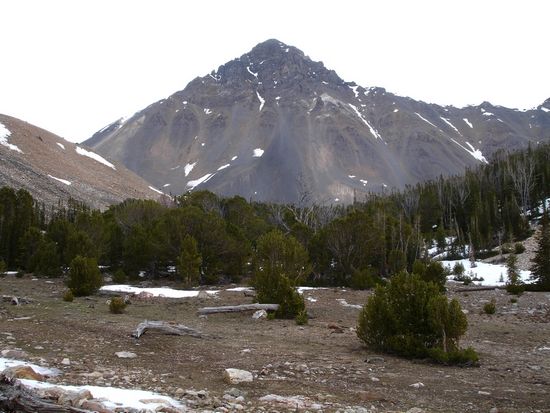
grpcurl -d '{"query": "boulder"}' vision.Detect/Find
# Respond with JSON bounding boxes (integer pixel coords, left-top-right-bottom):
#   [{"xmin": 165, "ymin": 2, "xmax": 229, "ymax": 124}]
[
  {"xmin": 223, "ymin": 368, "xmax": 253, "ymax": 384},
  {"xmin": 115, "ymin": 351, "xmax": 137, "ymax": 359},
  {"xmin": 1, "ymin": 365, "xmax": 44, "ymax": 381},
  {"xmin": 252, "ymin": 309, "xmax": 267, "ymax": 319}
]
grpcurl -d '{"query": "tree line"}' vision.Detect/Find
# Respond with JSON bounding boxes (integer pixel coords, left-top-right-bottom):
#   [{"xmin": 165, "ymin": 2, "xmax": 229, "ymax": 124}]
[{"xmin": 1, "ymin": 143, "xmax": 550, "ymax": 290}]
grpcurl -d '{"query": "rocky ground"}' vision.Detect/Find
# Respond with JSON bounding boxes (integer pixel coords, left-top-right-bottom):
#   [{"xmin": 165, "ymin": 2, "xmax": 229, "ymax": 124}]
[{"xmin": 0, "ymin": 275, "xmax": 549, "ymax": 412}]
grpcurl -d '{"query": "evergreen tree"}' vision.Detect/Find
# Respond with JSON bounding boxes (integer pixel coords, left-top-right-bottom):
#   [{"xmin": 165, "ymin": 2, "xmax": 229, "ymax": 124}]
[
  {"xmin": 67, "ymin": 256, "xmax": 103, "ymax": 296},
  {"xmin": 530, "ymin": 212, "xmax": 550, "ymax": 290},
  {"xmin": 177, "ymin": 234, "xmax": 202, "ymax": 286},
  {"xmin": 506, "ymin": 253, "xmax": 524, "ymax": 295}
]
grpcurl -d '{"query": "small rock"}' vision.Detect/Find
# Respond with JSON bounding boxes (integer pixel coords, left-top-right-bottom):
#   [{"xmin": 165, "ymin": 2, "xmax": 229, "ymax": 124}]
[
  {"xmin": 406, "ymin": 408, "xmax": 424, "ymax": 413},
  {"xmin": 1, "ymin": 349, "xmax": 28, "ymax": 359},
  {"xmin": 223, "ymin": 368, "xmax": 253, "ymax": 384},
  {"xmin": 489, "ymin": 408, "xmax": 500, "ymax": 413},
  {"xmin": 2, "ymin": 365, "xmax": 44, "ymax": 381},
  {"xmin": 61, "ymin": 358, "xmax": 71, "ymax": 366},
  {"xmin": 252, "ymin": 310, "xmax": 267, "ymax": 319},
  {"xmin": 80, "ymin": 399, "xmax": 114, "ymax": 413},
  {"xmin": 478, "ymin": 391, "xmax": 491, "ymax": 395},
  {"xmin": 225, "ymin": 387, "xmax": 245, "ymax": 398},
  {"xmin": 197, "ymin": 290, "xmax": 210, "ymax": 299},
  {"xmin": 409, "ymin": 382, "xmax": 425, "ymax": 389},
  {"xmin": 115, "ymin": 351, "xmax": 137, "ymax": 359},
  {"xmin": 365, "ymin": 356, "xmax": 385, "ymax": 364}
]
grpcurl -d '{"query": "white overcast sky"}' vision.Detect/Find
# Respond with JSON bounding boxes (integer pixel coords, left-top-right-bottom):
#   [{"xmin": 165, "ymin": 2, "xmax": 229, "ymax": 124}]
[{"xmin": 1, "ymin": 0, "xmax": 549, "ymax": 143}]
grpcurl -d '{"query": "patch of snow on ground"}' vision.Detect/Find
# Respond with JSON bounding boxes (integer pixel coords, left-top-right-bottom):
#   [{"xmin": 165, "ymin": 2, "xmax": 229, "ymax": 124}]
[
  {"xmin": 463, "ymin": 118, "xmax": 473, "ymax": 128},
  {"xmin": 184, "ymin": 162, "xmax": 196, "ymax": 177},
  {"xmin": 204, "ymin": 108, "xmax": 212, "ymax": 115},
  {"xmin": 541, "ymin": 106, "xmax": 550, "ymax": 113},
  {"xmin": 337, "ymin": 299, "xmax": 362, "ymax": 309},
  {"xmin": 415, "ymin": 112, "xmax": 439, "ymax": 129},
  {"xmin": 393, "ymin": 108, "xmax": 399, "ymax": 113},
  {"xmin": 306, "ymin": 296, "xmax": 317, "ymax": 303},
  {"xmin": 217, "ymin": 164, "xmax": 230, "ymax": 171},
  {"xmin": 225, "ymin": 287, "xmax": 254, "ymax": 292},
  {"xmin": 56, "ymin": 142, "xmax": 65, "ymax": 150},
  {"xmin": 256, "ymin": 91, "xmax": 265, "ymax": 111},
  {"xmin": 440, "ymin": 117, "xmax": 462, "ymax": 135},
  {"xmin": 441, "ymin": 259, "xmax": 531, "ymax": 286},
  {"xmin": 20, "ymin": 380, "xmax": 184, "ymax": 411},
  {"xmin": 47, "ymin": 175, "xmax": 71, "ymax": 186},
  {"xmin": 148, "ymin": 186, "xmax": 164, "ymax": 195},
  {"xmin": 360, "ymin": 179, "xmax": 368, "ymax": 186},
  {"xmin": 482, "ymin": 111, "xmax": 494, "ymax": 117},
  {"xmin": 0, "ymin": 122, "xmax": 23, "ymax": 153},
  {"xmin": 296, "ymin": 286, "xmax": 327, "ymax": 294},
  {"xmin": 0, "ymin": 358, "xmax": 61, "ymax": 376},
  {"xmin": 348, "ymin": 175, "xmax": 356, "ymax": 179},
  {"xmin": 163, "ymin": 184, "xmax": 170, "ymax": 187},
  {"xmin": 348, "ymin": 104, "xmax": 382, "ymax": 140},
  {"xmin": 253, "ymin": 148, "xmax": 264, "ymax": 157},
  {"xmin": 100, "ymin": 285, "xmax": 218, "ymax": 298},
  {"xmin": 75, "ymin": 146, "xmax": 115, "ymax": 169},
  {"xmin": 231, "ymin": 155, "xmax": 238, "ymax": 161}
]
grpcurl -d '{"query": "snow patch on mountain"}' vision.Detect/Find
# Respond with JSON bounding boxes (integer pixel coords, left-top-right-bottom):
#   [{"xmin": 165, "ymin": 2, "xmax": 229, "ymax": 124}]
[
  {"xmin": 348, "ymin": 104, "xmax": 382, "ymax": 140},
  {"xmin": 217, "ymin": 164, "xmax": 230, "ymax": 171},
  {"xmin": 148, "ymin": 186, "xmax": 164, "ymax": 195},
  {"xmin": 253, "ymin": 148, "xmax": 264, "ymax": 157},
  {"xmin": 0, "ymin": 122, "xmax": 23, "ymax": 153},
  {"xmin": 75, "ymin": 146, "xmax": 115, "ymax": 169},
  {"xmin": 440, "ymin": 117, "xmax": 462, "ymax": 135},
  {"xmin": 415, "ymin": 113, "xmax": 438, "ymax": 129},
  {"xmin": 541, "ymin": 106, "xmax": 550, "ymax": 113},
  {"xmin": 187, "ymin": 173, "xmax": 215, "ymax": 189},
  {"xmin": 256, "ymin": 91, "xmax": 265, "ymax": 111},
  {"xmin": 56, "ymin": 142, "xmax": 65, "ymax": 150},
  {"xmin": 184, "ymin": 162, "xmax": 196, "ymax": 177},
  {"xmin": 47, "ymin": 175, "xmax": 71, "ymax": 186},
  {"xmin": 463, "ymin": 118, "xmax": 473, "ymax": 128},
  {"xmin": 450, "ymin": 138, "xmax": 487, "ymax": 163}
]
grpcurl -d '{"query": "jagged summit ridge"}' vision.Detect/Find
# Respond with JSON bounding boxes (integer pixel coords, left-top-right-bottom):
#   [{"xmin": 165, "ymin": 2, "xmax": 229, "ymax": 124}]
[{"xmin": 85, "ymin": 40, "xmax": 550, "ymax": 204}]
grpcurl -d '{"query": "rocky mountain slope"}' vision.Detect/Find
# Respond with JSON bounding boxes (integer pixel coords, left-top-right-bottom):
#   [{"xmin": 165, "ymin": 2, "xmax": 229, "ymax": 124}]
[
  {"xmin": 0, "ymin": 114, "xmax": 163, "ymax": 210},
  {"xmin": 86, "ymin": 39, "xmax": 550, "ymax": 204}
]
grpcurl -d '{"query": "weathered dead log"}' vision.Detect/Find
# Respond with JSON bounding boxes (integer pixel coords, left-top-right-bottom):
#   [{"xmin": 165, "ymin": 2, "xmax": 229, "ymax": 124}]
[
  {"xmin": 0, "ymin": 379, "xmax": 92, "ymax": 413},
  {"xmin": 456, "ymin": 286, "xmax": 506, "ymax": 292},
  {"xmin": 2, "ymin": 295, "xmax": 33, "ymax": 305},
  {"xmin": 198, "ymin": 303, "xmax": 279, "ymax": 315},
  {"xmin": 132, "ymin": 320, "xmax": 205, "ymax": 339}
]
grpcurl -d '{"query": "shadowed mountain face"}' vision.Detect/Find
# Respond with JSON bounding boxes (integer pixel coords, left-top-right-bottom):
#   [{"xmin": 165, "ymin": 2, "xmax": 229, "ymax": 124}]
[
  {"xmin": 86, "ymin": 39, "xmax": 550, "ymax": 204},
  {"xmin": 0, "ymin": 114, "xmax": 161, "ymax": 210}
]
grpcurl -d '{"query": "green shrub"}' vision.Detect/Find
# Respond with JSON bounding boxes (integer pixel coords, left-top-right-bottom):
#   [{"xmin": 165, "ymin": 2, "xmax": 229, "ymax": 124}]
[
  {"xmin": 350, "ymin": 268, "xmax": 385, "ymax": 290},
  {"xmin": 109, "ymin": 296, "xmax": 127, "ymax": 314},
  {"xmin": 254, "ymin": 267, "xmax": 305, "ymax": 320},
  {"xmin": 0, "ymin": 260, "xmax": 6, "ymax": 275},
  {"xmin": 510, "ymin": 297, "xmax": 518, "ymax": 304},
  {"xmin": 15, "ymin": 270, "xmax": 24, "ymax": 278},
  {"xmin": 514, "ymin": 242, "xmax": 526, "ymax": 254},
  {"xmin": 483, "ymin": 299, "xmax": 496, "ymax": 314},
  {"xmin": 357, "ymin": 272, "xmax": 474, "ymax": 365},
  {"xmin": 63, "ymin": 290, "xmax": 74, "ymax": 302},
  {"xmin": 295, "ymin": 309, "xmax": 308, "ymax": 325},
  {"xmin": 112, "ymin": 269, "xmax": 127, "ymax": 284},
  {"xmin": 453, "ymin": 262, "xmax": 465, "ymax": 277},
  {"xmin": 67, "ymin": 256, "xmax": 103, "ymax": 297},
  {"xmin": 505, "ymin": 283, "xmax": 525, "ymax": 295}
]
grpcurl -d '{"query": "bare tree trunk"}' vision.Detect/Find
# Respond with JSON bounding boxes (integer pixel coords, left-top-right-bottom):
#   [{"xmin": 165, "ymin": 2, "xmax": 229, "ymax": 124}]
[
  {"xmin": 132, "ymin": 320, "xmax": 206, "ymax": 339},
  {"xmin": 198, "ymin": 303, "xmax": 279, "ymax": 315}
]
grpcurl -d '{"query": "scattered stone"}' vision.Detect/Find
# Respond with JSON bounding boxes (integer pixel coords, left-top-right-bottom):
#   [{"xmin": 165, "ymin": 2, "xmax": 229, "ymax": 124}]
[
  {"xmin": 223, "ymin": 368, "xmax": 253, "ymax": 384},
  {"xmin": 80, "ymin": 399, "xmax": 114, "ymax": 413},
  {"xmin": 252, "ymin": 309, "xmax": 267, "ymax": 319},
  {"xmin": 478, "ymin": 390, "xmax": 491, "ymax": 395},
  {"xmin": 115, "ymin": 351, "xmax": 137, "ymax": 359},
  {"xmin": 225, "ymin": 387, "xmax": 245, "ymax": 398},
  {"xmin": 1, "ymin": 365, "xmax": 44, "ymax": 381},
  {"xmin": 365, "ymin": 356, "xmax": 385, "ymax": 364},
  {"xmin": 409, "ymin": 382, "xmax": 425, "ymax": 389},
  {"xmin": 197, "ymin": 290, "xmax": 210, "ymax": 299},
  {"xmin": 406, "ymin": 408, "xmax": 424, "ymax": 413},
  {"xmin": 1, "ymin": 349, "xmax": 28, "ymax": 359},
  {"xmin": 259, "ymin": 394, "xmax": 323, "ymax": 410},
  {"xmin": 61, "ymin": 357, "xmax": 71, "ymax": 365}
]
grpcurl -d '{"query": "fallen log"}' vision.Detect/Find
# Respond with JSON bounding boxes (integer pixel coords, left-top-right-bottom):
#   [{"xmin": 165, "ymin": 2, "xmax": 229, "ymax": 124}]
[
  {"xmin": 132, "ymin": 320, "xmax": 205, "ymax": 339},
  {"xmin": 455, "ymin": 286, "xmax": 506, "ymax": 292},
  {"xmin": 198, "ymin": 303, "xmax": 279, "ymax": 315},
  {"xmin": 2, "ymin": 295, "xmax": 33, "ymax": 305},
  {"xmin": 0, "ymin": 379, "xmax": 91, "ymax": 413}
]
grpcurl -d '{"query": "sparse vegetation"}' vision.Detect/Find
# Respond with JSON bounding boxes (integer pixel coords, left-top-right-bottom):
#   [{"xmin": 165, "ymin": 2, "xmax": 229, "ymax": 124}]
[
  {"xmin": 112, "ymin": 268, "xmax": 127, "ymax": 284},
  {"xmin": 63, "ymin": 289, "xmax": 74, "ymax": 302},
  {"xmin": 483, "ymin": 299, "xmax": 496, "ymax": 315},
  {"xmin": 109, "ymin": 296, "xmax": 127, "ymax": 314},
  {"xmin": 506, "ymin": 254, "xmax": 525, "ymax": 295},
  {"xmin": 530, "ymin": 212, "xmax": 550, "ymax": 290}
]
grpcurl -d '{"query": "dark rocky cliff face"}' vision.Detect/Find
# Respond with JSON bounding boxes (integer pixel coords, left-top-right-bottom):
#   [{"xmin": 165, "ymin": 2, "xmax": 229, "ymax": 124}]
[{"xmin": 86, "ymin": 39, "xmax": 550, "ymax": 204}]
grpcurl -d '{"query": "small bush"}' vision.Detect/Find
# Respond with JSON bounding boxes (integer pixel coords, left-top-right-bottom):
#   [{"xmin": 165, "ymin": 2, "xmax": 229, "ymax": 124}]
[
  {"xmin": 350, "ymin": 268, "xmax": 385, "ymax": 290},
  {"xmin": 254, "ymin": 268, "xmax": 305, "ymax": 320},
  {"xmin": 514, "ymin": 242, "xmax": 526, "ymax": 254},
  {"xmin": 483, "ymin": 299, "xmax": 496, "ymax": 314},
  {"xmin": 112, "ymin": 269, "xmax": 127, "ymax": 284},
  {"xmin": 295, "ymin": 309, "xmax": 308, "ymax": 325},
  {"xmin": 109, "ymin": 296, "xmax": 127, "ymax": 314},
  {"xmin": 510, "ymin": 297, "xmax": 518, "ymax": 304},
  {"xmin": 0, "ymin": 260, "xmax": 6, "ymax": 275},
  {"xmin": 453, "ymin": 262, "xmax": 465, "ymax": 277},
  {"xmin": 15, "ymin": 270, "xmax": 24, "ymax": 278},
  {"xmin": 63, "ymin": 290, "xmax": 74, "ymax": 302},
  {"xmin": 505, "ymin": 283, "xmax": 525, "ymax": 295}
]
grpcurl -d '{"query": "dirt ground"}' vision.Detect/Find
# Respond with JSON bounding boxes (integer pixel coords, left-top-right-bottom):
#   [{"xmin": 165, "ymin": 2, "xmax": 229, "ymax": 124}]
[{"xmin": 1, "ymin": 275, "xmax": 549, "ymax": 412}]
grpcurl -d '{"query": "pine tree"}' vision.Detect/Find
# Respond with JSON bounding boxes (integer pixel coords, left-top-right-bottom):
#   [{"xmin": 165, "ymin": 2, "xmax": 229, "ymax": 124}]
[
  {"xmin": 530, "ymin": 212, "xmax": 550, "ymax": 290},
  {"xmin": 506, "ymin": 254, "xmax": 524, "ymax": 295},
  {"xmin": 177, "ymin": 234, "xmax": 202, "ymax": 286}
]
